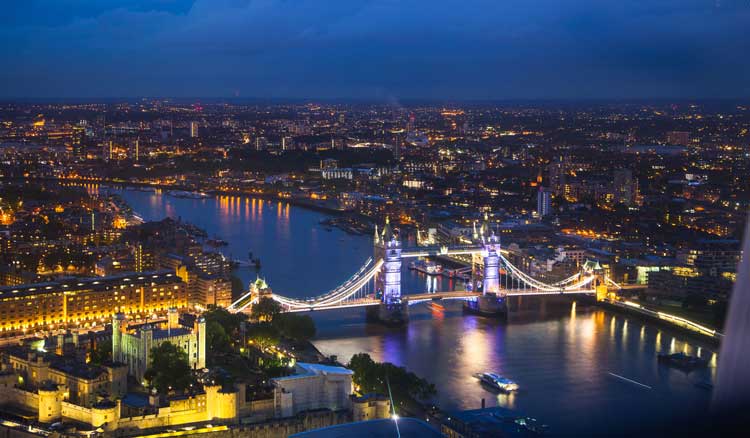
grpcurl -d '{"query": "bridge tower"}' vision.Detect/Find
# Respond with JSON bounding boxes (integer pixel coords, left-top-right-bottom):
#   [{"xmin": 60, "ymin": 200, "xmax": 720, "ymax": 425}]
[
  {"xmin": 464, "ymin": 216, "xmax": 507, "ymax": 317},
  {"xmin": 482, "ymin": 230, "xmax": 501, "ymax": 295},
  {"xmin": 582, "ymin": 260, "xmax": 609, "ymax": 301},
  {"xmin": 370, "ymin": 217, "xmax": 407, "ymax": 325}
]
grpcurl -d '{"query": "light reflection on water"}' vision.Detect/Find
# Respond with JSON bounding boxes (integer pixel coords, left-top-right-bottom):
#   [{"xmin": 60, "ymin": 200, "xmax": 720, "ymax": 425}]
[
  {"xmin": 312, "ymin": 302, "xmax": 716, "ymax": 434},
  {"xmin": 110, "ymin": 186, "xmax": 716, "ymax": 434},
  {"xmin": 113, "ymin": 186, "xmax": 459, "ymax": 297}
]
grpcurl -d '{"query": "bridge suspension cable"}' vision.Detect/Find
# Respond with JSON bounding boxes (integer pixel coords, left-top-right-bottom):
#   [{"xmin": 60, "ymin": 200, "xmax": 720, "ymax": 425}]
[
  {"xmin": 271, "ymin": 259, "xmax": 384, "ymax": 311},
  {"xmin": 230, "ymin": 242, "xmax": 619, "ymax": 314}
]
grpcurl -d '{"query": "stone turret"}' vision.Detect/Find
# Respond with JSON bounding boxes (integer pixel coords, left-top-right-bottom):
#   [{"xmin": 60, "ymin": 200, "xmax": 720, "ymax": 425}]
[
  {"xmin": 38, "ymin": 383, "xmax": 63, "ymax": 423},
  {"xmin": 205, "ymin": 385, "xmax": 239, "ymax": 424},
  {"xmin": 91, "ymin": 399, "xmax": 120, "ymax": 431},
  {"xmin": 111, "ymin": 313, "xmax": 126, "ymax": 363}
]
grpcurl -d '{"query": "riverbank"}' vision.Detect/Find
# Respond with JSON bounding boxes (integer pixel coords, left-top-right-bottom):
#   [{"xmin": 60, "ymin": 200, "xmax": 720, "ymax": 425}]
[
  {"xmin": 2, "ymin": 176, "xmax": 349, "ymax": 217},
  {"xmin": 598, "ymin": 298, "xmax": 722, "ymax": 346}
]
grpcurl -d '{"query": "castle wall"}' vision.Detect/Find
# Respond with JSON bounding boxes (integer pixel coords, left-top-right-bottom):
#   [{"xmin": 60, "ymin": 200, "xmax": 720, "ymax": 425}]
[{"xmin": 61, "ymin": 401, "xmax": 92, "ymax": 424}]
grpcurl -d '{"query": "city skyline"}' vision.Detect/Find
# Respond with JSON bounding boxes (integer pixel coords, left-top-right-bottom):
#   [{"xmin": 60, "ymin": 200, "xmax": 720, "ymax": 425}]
[
  {"xmin": 0, "ymin": 1, "xmax": 748, "ymax": 436},
  {"xmin": 2, "ymin": 1, "xmax": 750, "ymax": 100}
]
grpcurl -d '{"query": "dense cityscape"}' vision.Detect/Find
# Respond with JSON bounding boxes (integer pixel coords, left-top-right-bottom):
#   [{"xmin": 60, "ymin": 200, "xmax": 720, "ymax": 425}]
[
  {"xmin": 2, "ymin": 0, "xmax": 750, "ymax": 437},
  {"xmin": 0, "ymin": 99, "xmax": 746, "ymax": 436}
]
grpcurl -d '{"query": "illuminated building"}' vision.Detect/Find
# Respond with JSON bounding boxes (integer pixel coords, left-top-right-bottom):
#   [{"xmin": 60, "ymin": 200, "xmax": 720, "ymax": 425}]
[
  {"xmin": 0, "ymin": 370, "xmax": 236, "ymax": 432},
  {"xmin": 0, "ymin": 270, "xmax": 187, "ymax": 333},
  {"xmin": 536, "ymin": 187, "xmax": 552, "ymax": 217},
  {"xmin": 612, "ymin": 169, "xmax": 640, "ymax": 207},
  {"xmin": 134, "ymin": 243, "xmax": 155, "ymax": 272},
  {"xmin": 195, "ymin": 273, "xmax": 232, "ymax": 308},
  {"xmin": 350, "ymin": 394, "xmax": 391, "ymax": 422},
  {"xmin": 112, "ymin": 309, "xmax": 206, "ymax": 381},
  {"xmin": 320, "ymin": 158, "xmax": 338, "ymax": 170},
  {"xmin": 190, "ymin": 121, "xmax": 199, "ymax": 138},
  {"xmin": 1, "ymin": 343, "xmax": 128, "ymax": 407},
  {"xmin": 321, "ymin": 168, "xmax": 353, "ymax": 180},
  {"xmin": 271, "ymin": 363, "xmax": 354, "ymax": 418}
]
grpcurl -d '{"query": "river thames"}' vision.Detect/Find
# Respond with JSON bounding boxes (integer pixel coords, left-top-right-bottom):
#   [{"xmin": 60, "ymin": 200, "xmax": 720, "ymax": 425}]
[{"xmin": 114, "ymin": 187, "xmax": 717, "ymax": 435}]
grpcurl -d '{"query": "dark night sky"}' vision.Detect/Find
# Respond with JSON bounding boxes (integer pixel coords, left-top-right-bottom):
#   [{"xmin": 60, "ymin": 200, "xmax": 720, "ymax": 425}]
[{"xmin": 1, "ymin": 0, "xmax": 749, "ymax": 100}]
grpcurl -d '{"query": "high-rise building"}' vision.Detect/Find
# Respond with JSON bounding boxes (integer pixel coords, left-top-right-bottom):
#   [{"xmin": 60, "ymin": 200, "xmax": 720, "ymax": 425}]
[
  {"xmin": 612, "ymin": 169, "xmax": 640, "ymax": 206},
  {"xmin": 255, "ymin": 136, "xmax": 268, "ymax": 151},
  {"xmin": 548, "ymin": 156, "xmax": 569, "ymax": 195},
  {"xmin": 72, "ymin": 125, "xmax": 86, "ymax": 158},
  {"xmin": 537, "ymin": 187, "xmax": 552, "ymax": 217},
  {"xmin": 190, "ymin": 121, "xmax": 199, "ymax": 138}
]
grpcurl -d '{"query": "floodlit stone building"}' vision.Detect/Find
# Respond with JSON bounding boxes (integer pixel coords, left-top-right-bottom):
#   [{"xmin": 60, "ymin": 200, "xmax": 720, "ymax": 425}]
[{"xmin": 112, "ymin": 308, "xmax": 206, "ymax": 382}]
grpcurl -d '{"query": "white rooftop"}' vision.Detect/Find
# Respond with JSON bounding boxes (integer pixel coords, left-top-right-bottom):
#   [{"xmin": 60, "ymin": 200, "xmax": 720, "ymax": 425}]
[{"xmin": 272, "ymin": 362, "xmax": 353, "ymax": 382}]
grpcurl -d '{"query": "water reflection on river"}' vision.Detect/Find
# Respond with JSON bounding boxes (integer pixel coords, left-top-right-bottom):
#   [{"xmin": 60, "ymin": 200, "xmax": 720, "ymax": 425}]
[
  {"xmin": 312, "ymin": 301, "xmax": 716, "ymax": 434},
  {"xmin": 111, "ymin": 187, "xmax": 716, "ymax": 435}
]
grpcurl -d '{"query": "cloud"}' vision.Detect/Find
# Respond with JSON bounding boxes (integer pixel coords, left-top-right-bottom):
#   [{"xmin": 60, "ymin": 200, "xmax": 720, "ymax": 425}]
[{"xmin": 1, "ymin": 0, "xmax": 748, "ymax": 98}]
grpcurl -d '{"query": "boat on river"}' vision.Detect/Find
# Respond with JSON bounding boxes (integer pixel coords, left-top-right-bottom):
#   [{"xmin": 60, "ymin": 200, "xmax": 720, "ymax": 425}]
[{"xmin": 473, "ymin": 372, "xmax": 519, "ymax": 392}]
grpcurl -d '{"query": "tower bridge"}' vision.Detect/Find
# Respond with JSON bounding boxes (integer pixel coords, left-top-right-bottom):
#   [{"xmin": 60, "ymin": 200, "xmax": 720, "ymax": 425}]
[{"xmin": 228, "ymin": 218, "xmax": 619, "ymax": 322}]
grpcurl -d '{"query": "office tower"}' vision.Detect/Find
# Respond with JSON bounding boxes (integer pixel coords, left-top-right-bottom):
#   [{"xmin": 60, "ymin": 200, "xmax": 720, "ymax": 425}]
[
  {"xmin": 537, "ymin": 187, "xmax": 552, "ymax": 218},
  {"xmin": 190, "ymin": 121, "xmax": 199, "ymax": 138},
  {"xmin": 612, "ymin": 169, "xmax": 639, "ymax": 206},
  {"xmin": 72, "ymin": 125, "xmax": 86, "ymax": 158}
]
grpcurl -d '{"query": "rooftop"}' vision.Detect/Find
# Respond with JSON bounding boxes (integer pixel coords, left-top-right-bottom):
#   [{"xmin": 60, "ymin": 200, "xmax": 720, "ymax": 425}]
[
  {"xmin": 271, "ymin": 362, "xmax": 353, "ymax": 383},
  {"xmin": 0, "ymin": 269, "xmax": 179, "ymax": 299}
]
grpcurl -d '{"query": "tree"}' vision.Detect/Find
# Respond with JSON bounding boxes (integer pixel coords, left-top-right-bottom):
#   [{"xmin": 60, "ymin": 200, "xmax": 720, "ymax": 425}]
[
  {"xmin": 204, "ymin": 306, "xmax": 246, "ymax": 336},
  {"xmin": 206, "ymin": 320, "xmax": 231, "ymax": 356},
  {"xmin": 348, "ymin": 353, "xmax": 436, "ymax": 406},
  {"xmin": 246, "ymin": 323, "xmax": 280, "ymax": 351},
  {"xmin": 144, "ymin": 342, "xmax": 194, "ymax": 393},
  {"xmin": 251, "ymin": 296, "xmax": 281, "ymax": 322},
  {"xmin": 273, "ymin": 313, "xmax": 316, "ymax": 342}
]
